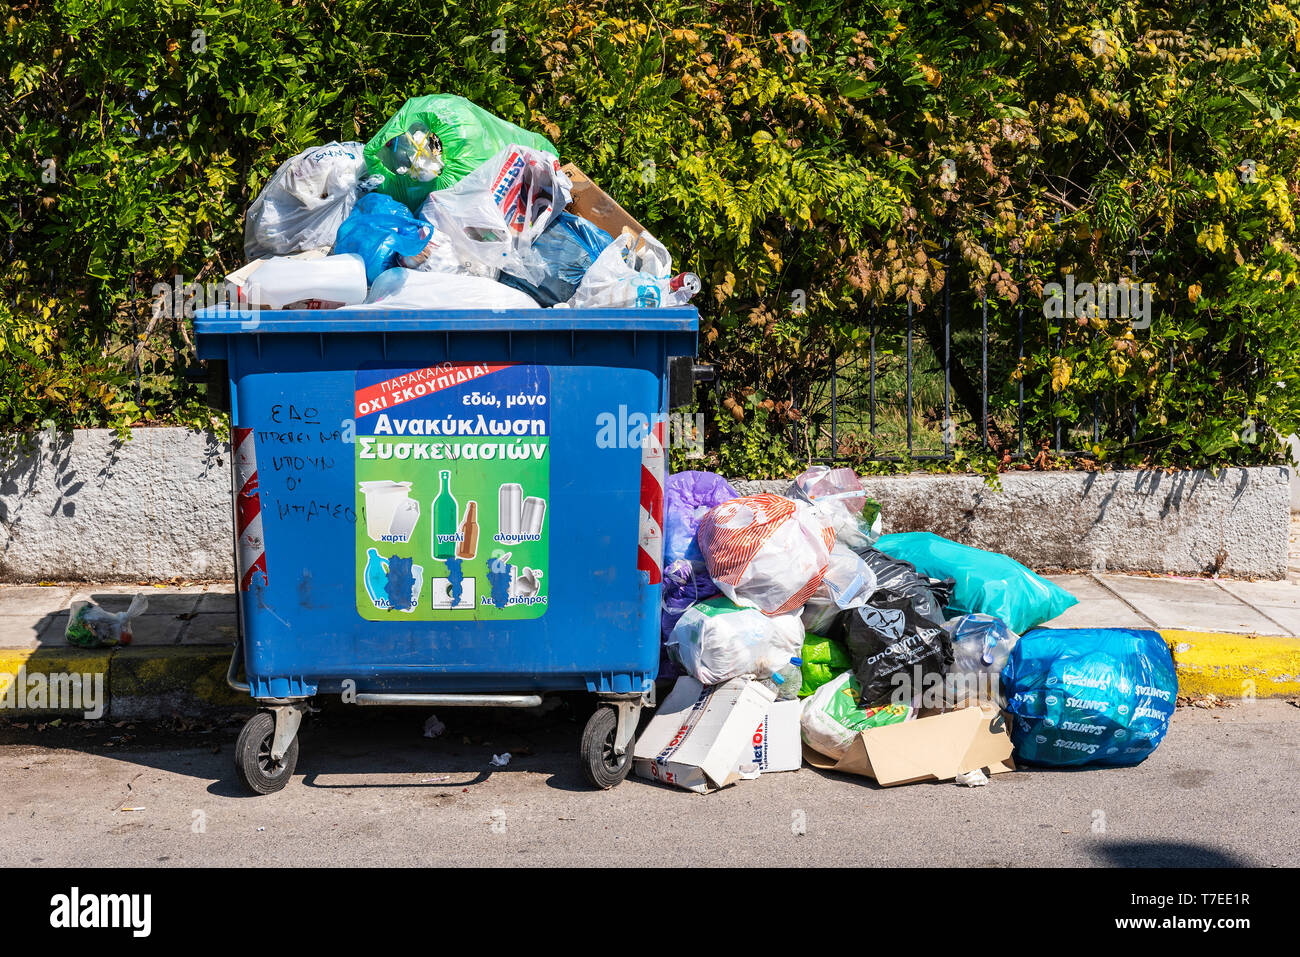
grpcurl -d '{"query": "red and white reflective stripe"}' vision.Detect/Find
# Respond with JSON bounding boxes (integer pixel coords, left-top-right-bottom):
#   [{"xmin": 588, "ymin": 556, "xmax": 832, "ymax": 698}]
[
  {"xmin": 233, "ymin": 427, "xmax": 268, "ymax": 591},
  {"xmin": 637, "ymin": 419, "xmax": 667, "ymax": 584}
]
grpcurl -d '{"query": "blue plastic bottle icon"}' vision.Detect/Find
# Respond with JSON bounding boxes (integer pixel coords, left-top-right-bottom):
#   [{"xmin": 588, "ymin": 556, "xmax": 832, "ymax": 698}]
[{"xmin": 364, "ymin": 548, "xmax": 389, "ymax": 607}]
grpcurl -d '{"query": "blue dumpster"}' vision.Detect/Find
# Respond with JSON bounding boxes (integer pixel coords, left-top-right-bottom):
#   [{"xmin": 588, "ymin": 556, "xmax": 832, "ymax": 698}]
[{"xmin": 196, "ymin": 305, "xmax": 698, "ymax": 792}]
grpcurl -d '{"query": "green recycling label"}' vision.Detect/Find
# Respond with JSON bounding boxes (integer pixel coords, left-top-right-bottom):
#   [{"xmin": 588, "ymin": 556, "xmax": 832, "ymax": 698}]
[{"xmin": 353, "ymin": 362, "xmax": 549, "ymax": 620}]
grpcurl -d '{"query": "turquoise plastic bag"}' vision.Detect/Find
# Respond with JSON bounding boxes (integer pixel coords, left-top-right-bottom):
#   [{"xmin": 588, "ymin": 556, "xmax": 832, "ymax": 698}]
[
  {"xmin": 1001, "ymin": 627, "xmax": 1177, "ymax": 767},
  {"xmin": 874, "ymin": 532, "xmax": 1077, "ymax": 634}
]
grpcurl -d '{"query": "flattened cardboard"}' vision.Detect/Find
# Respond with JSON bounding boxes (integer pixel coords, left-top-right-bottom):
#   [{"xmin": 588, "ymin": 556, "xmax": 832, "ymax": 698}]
[
  {"xmin": 803, "ymin": 706, "xmax": 1015, "ymax": 786},
  {"xmin": 560, "ymin": 162, "xmax": 648, "ymax": 240},
  {"xmin": 634, "ymin": 676, "xmax": 775, "ymax": 793}
]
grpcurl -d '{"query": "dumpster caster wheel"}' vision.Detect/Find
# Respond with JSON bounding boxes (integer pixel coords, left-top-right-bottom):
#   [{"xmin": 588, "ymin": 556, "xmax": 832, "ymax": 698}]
[
  {"xmin": 580, "ymin": 705, "xmax": 633, "ymax": 790},
  {"xmin": 235, "ymin": 710, "xmax": 298, "ymax": 795}
]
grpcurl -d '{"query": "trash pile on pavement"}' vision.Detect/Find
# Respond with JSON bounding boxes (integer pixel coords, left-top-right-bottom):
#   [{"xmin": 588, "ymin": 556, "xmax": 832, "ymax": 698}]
[
  {"xmin": 228, "ymin": 95, "xmax": 699, "ymax": 311},
  {"xmin": 636, "ymin": 466, "xmax": 1181, "ymax": 793}
]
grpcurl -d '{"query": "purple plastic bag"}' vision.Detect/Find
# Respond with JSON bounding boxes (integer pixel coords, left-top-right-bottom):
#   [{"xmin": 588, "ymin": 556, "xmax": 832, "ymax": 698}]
[
  {"xmin": 659, "ymin": 559, "xmax": 721, "ymax": 679},
  {"xmin": 661, "ymin": 559, "xmax": 719, "ymax": 639},
  {"xmin": 663, "ymin": 471, "xmax": 739, "ymax": 566}
]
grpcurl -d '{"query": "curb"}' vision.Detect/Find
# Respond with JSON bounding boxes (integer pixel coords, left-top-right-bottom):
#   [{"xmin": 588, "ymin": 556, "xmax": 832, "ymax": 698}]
[
  {"xmin": 1162, "ymin": 630, "xmax": 1300, "ymax": 700},
  {"xmin": 1, "ymin": 629, "xmax": 1298, "ymax": 720},
  {"xmin": 0, "ymin": 645, "xmax": 244, "ymax": 719}
]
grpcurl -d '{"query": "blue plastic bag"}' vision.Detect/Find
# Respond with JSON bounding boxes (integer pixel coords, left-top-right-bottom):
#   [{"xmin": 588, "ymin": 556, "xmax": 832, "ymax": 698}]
[
  {"xmin": 1001, "ymin": 627, "xmax": 1177, "ymax": 767},
  {"xmin": 663, "ymin": 470, "xmax": 739, "ymax": 567},
  {"xmin": 874, "ymin": 532, "xmax": 1077, "ymax": 634},
  {"xmin": 498, "ymin": 212, "xmax": 613, "ymax": 306},
  {"xmin": 333, "ymin": 192, "xmax": 433, "ymax": 282}
]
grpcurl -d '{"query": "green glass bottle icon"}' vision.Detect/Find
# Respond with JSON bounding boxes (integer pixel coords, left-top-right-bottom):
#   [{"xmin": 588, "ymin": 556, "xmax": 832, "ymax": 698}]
[{"xmin": 432, "ymin": 469, "xmax": 459, "ymax": 560}]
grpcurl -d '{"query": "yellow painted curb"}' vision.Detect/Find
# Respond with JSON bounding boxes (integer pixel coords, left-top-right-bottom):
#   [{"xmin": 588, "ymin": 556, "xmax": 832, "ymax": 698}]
[
  {"xmin": 0, "ymin": 647, "xmax": 112, "ymax": 715},
  {"xmin": 1162, "ymin": 630, "xmax": 1300, "ymax": 699}
]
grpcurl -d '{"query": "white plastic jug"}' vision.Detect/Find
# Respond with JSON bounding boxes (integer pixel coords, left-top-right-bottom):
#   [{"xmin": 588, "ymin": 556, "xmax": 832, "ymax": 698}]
[
  {"xmin": 360, "ymin": 480, "xmax": 414, "ymax": 540},
  {"xmin": 243, "ymin": 253, "xmax": 368, "ymax": 308}
]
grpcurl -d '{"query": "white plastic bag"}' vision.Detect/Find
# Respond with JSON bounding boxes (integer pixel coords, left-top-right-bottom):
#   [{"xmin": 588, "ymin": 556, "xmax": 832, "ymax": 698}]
[
  {"xmin": 244, "ymin": 142, "xmax": 370, "ymax": 260},
  {"xmin": 419, "ymin": 145, "xmax": 571, "ymax": 283},
  {"xmin": 800, "ymin": 671, "xmax": 914, "ymax": 760},
  {"xmin": 65, "ymin": 595, "xmax": 148, "ymax": 648},
  {"xmin": 346, "ymin": 268, "xmax": 540, "ymax": 310},
  {"xmin": 801, "ymin": 543, "xmax": 878, "ymax": 635},
  {"xmin": 941, "ymin": 613, "xmax": 1020, "ymax": 708},
  {"xmin": 667, "ymin": 595, "xmax": 804, "ymax": 685},
  {"xmin": 567, "ymin": 230, "xmax": 675, "ymax": 308},
  {"xmin": 697, "ymin": 493, "xmax": 834, "ymax": 616},
  {"xmin": 396, "ymin": 220, "xmax": 493, "ymax": 276},
  {"xmin": 785, "ymin": 465, "xmax": 882, "ymax": 550}
]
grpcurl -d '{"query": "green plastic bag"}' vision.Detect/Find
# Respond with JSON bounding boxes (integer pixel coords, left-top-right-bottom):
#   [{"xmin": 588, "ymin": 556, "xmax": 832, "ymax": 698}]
[
  {"xmin": 798, "ymin": 633, "xmax": 852, "ymax": 698},
  {"xmin": 874, "ymin": 532, "xmax": 1077, "ymax": 634},
  {"xmin": 364, "ymin": 95, "xmax": 556, "ymax": 210},
  {"xmin": 800, "ymin": 671, "xmax": 913, "ymax": 760}
]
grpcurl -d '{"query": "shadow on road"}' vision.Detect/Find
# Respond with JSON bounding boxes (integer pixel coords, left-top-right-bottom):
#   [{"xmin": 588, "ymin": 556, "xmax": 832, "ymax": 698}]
[
  {"xmin": 1, "ymin": 695, "xmax": 606, "ymax": 796},
  {"xmin": 1089, "ymin": 839, "xmax": 1251, "ymax": 867}
]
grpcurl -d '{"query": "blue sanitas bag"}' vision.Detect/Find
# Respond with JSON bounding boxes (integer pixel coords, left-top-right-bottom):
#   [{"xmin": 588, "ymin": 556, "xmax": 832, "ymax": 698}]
[
  {"xmin": 1001, "ymin": 627, "xmax": 1177, "ymax": 767},
  {"xmin": 874, "ymin": 532, "xmax": 1077, "ymax": 634}
]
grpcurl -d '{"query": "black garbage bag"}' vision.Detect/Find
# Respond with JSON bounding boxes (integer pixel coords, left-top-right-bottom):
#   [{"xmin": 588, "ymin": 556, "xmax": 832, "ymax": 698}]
[
  {"xmin": 852, "ymin": 545, "xmax": 953, "ymax": 628},
  {"xmin": 843, "ymin": 595, "xmax": 954, "ymax": 707}
]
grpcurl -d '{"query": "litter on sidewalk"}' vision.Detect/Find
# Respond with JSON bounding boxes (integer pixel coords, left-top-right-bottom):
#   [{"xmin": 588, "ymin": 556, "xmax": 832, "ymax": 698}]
[
  {"xmin": 632, "ymin": 675, "xmax": 775, "ymax": 793},
  {"xmin": 65, "ymin": 595, "xmax": 148, "ymax": 648}
]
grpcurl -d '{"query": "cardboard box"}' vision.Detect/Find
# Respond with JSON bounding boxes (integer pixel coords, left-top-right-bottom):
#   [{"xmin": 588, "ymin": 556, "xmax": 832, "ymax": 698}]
[
  {"xmin": 634, "ymin": 676, "xmax": 776, "ymax": 793},
  {"xmin": 560, "ymin": 163, "xmax": 648, "ymax": 240},
  {"xmin": 742, "ymin": 698, "xmax": 803, "ymax": 773},
  {"xmin": 802, "ymin": 706, "xmax": 1016, "ymax": 787}
]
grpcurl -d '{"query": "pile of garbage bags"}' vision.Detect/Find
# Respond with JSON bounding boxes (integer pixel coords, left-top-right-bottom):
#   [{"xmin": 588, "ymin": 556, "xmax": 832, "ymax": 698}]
[
  {"xmin": 635, "ymin": 465, "xmax": 1179, "ymax": 793},
  {"xmin": 232, "ymin": 96, "xmax": 699, "ymax": 312}
]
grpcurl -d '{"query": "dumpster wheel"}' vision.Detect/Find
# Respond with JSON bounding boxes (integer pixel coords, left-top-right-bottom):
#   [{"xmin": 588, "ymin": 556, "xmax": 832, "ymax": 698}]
[
  {"xmin": 579, "ymin": 705, "xmax": 633, "ymax": 790},
  {"xmin": 235, "ymin": 710, "xmax": 299, "ymax": 795}
]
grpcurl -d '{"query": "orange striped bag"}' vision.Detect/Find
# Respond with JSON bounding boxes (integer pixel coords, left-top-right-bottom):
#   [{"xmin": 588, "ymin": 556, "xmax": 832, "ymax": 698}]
[{"xmin": 696, "ymin": 493, "xmax": 835, "ymax": 616}]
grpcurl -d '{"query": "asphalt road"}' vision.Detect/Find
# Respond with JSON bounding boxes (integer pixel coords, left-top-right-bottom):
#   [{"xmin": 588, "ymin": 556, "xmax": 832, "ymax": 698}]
[{"xmin": 1, "ymin": 699, "xmax": 1297, "ymax": 867}]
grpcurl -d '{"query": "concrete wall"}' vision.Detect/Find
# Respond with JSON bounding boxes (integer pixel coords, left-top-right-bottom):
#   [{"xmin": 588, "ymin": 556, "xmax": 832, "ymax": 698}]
[
  {"xmin": 733, "ymin": 467, "xmax": 1292, "ymax": 579},
  {"xmin": 0, "ymin": 428, "xmax": 1290, "ymax": 581},
  {"xmin": 0, "ymin": 428, "xmax": 233, "ymax": 581}
]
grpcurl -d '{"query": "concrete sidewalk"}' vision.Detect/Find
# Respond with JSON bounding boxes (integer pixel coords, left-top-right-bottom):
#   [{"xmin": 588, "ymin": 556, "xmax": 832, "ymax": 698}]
[{"xmin": 2, "ymin": 569, "xmax": 1299, "ymax": 718}]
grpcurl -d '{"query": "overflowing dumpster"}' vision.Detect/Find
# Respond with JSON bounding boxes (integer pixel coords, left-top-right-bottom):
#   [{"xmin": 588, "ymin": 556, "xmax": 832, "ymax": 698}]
[{"xmin": 196, "ymin": 305, "xmax": 697, "ymax": 792}]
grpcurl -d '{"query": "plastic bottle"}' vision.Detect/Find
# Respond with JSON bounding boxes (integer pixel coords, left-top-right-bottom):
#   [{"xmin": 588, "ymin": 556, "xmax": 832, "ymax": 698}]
[
  {"xmin": 241, "ymin": 253, "xmax": 369, "ymax": 309},
  {"xmin": 760, "ymin": 656, "xmax": 803, "ymax": 700}
]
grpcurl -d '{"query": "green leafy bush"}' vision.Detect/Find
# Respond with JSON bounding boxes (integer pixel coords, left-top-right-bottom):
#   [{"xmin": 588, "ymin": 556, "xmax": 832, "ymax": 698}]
[{"xmin": 2, "ymin": 1, "xmax": 1297, "ymax": 476}]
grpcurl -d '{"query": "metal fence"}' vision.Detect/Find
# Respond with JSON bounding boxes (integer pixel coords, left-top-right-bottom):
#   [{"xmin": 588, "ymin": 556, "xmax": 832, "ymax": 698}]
[{"xmin": 761, "ymin": 241, "xmax": 1172, "ymax": 465}]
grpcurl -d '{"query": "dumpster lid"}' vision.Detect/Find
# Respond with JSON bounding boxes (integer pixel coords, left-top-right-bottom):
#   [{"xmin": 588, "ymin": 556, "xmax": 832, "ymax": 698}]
[{"xmin": 194, "ymin": 305, "xmax": 699, "ymax": 335}]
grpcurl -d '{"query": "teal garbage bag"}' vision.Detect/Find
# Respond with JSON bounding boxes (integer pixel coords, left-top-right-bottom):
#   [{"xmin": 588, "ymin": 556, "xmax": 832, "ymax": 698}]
[
  {"xmin": 874, "ymin": 532, "xmax": 1077, "ymax": 634},
  {"xmin": 1001, "ymin": 627, "xmax": 1177, "ymax": 767}
]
